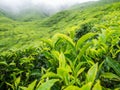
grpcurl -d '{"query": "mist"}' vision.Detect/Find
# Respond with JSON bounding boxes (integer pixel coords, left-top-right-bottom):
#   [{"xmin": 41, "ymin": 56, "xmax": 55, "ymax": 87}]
[{"xmin": 0, "ymin": 0, "xmax": 99, "ymax": 15}]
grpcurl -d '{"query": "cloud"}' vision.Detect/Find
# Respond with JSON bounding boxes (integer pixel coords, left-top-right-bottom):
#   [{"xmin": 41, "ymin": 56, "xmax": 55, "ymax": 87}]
[
  {"xmin": 31, "ymin": 0, "xmax": 98, "ymax": 5},
  {"xmin": 0, "ymin": 0, "xmax": 99, "ymax": 14}
]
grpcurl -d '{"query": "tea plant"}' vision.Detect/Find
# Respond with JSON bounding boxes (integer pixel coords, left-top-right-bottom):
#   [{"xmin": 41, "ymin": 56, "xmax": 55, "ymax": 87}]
[
  {"xmin": 0, "ymin": 1, "xmax": 120, "ymax": 90},
  {"xmin": 37, "ymin": 29, "xmax": 120, "ymax": 90}
]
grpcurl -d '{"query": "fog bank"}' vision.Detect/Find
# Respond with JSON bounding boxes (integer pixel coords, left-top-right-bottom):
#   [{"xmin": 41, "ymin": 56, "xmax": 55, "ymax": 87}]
[{"xmin": 0, "ymin": 0, "xmax": 99, "ymax": 14}]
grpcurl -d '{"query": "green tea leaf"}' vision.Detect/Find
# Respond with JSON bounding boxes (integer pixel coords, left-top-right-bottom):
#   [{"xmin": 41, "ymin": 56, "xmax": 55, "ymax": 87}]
[
  {"xmin": 87, "ymin": 63, "xmax": 98, "ymax": 84},
  {"xmin": 52, "ymin": 33, "xmax": 75, "ymax": 49},
  {"xmin": 98, "ymin": 60, "xmax": 104, "ymax": 71},
  {"xmin": 57, "ymin": 67, "xmax": 70, "ymax": 85},
  {"xmin": 41, "ymin": 39, "xmax": 53, "ymax": 48},
  {"xmin": 15, "ymin": 76, "xmax": 21, "ymax": 88},
  {"xmin": 6, "ymin": 82, "xmax": 14, "ymax": 90},
  {"xmin": 41, "ymin": 72, "xmax": 61, "ymax": 79},
  {"xmin": 20, "ymin": 86, "xmax": 27, "ymax": 90},
  {"xmin": 51, "ymin": 50, "xmax": 60, "ymax": 60},
  {"xmin": 115, "ymin": 88, "xmax": 120, "ymax": 90},
  {"xmin": 106, "ymin": 57, "xmax": 120, "ymax": 76},
  {"xmin": 77, "ymin": 42, "xmax": 92, "ymax": 60},
  {"xmin": 69, "ymin": 30, "xmax": 76, "ymax": 40},
  {"xmin": 80, "ymin": 82, "xmax": 92, "ymax": 90},
  {"xmin": 0, "ymin": 61, "xmax": 8, "ymax": 66},
  {"xmin": 59, "ymin": 52, "xmax": 66, "ymax": 68},
  {"xmin": 36, "ymin": 79, "xmax": 59, "ymax": 90},
  {"xmin": 76, "ymin": 33, "xmax": 97, "ymax": 50},
  {"xmin": 27, "ymin": 80, "xmax": 37, "ymax": 90},
  {"xmin": 93, "ymin": 80, "xmax": 102, "ymax": 90},
  {"xmin": 9, "ymin": 61, "xmax": 16, "ymax": 66},
  {"xmin": 77, "ymin": 67, "xmax": 85, "ymax": 77},
  {"xmin": 64, "ymin": 85, "xmax": 80, "ymax": 90},
  {"xmin": 75, "ymin": 62, "xmax": 86, "ymax": 72},
  {"xmin": 101, "ymin": 72, "xmax": 120, "ymax": 81}
]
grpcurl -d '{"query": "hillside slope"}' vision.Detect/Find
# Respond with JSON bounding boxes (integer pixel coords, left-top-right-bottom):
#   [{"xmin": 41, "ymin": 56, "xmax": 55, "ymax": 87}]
[{"xmin": 0, "ymin": 1, "xmax": 120, "ymax": 53}]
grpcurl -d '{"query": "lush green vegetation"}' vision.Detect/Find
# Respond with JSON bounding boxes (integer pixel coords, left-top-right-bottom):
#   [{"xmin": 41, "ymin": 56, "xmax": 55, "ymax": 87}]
[
  {"xmin": 0, "ymin": 0, "xmax": 120, "ymax": 90},
  {"xmin": 0, "ymin": 0, "xmax": 120, "ymax": 53}
]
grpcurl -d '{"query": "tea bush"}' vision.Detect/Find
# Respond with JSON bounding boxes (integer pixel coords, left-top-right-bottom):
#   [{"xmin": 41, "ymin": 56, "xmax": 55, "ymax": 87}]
[
  {"xmin": 0, "ymin": 1, "xmax": 120, "ymax": 90},
  {"xmin": 0, "ymin": 28, "xmax": 120, "ymax": 90}
]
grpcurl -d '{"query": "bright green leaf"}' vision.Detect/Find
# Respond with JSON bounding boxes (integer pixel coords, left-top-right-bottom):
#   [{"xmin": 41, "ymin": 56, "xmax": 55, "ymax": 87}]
[
  {"xmin": 0, "ymin": 61, "xmax": 8, "ymax": 66},
  {"xmin": 106, "ymin": 57, "xmax": 120, "ymax": 77},
  {"xmin": 52, "ymin": 33, "xmax": 75, "ymax": 49},
  {"xmin": 92, "ymin": 80, "xmax": 102, "ymax": 90},
  {"xmin": 77, "ymin": 42, "xmax": 92, "ymax": 60},
  {"xmin": 101, "ymin": 72, "xmax": 120, "ymax": 81},
  {"xmin": 76, "ymin": 33, "xmax": 97, "ymax": 50},
  {"xmin": 41, "ymin": 72, "xmax": 61, "ymax": 79},
  {"xmin": 59, "ymin": 52, "xmax": 66, "ymax": 68},
  {"xmin": 64, "ymin": 85, "xmax": 80, "ymax": 90},
  {"xmin": 20, "ymin": 86, "xmax": 27, "ymax": 90},
  {"xmin": 15, "ymin": 76, "xmax": 21, "ymax": 88},
  {"xmin": 36, "ymin": 79, "xmax": 59, "ymax": 90},
  {"xmin": 6, "ymin": 82, "xmax": 14, "ymax": 90},
  {"xmin": 77, "ymin": 67, "xmax": 85, "ymax": 77},
  {"xmin": 27, "ymin": 80, "xmax": 37, "ymax": 90},
  {"xmin": 87, "ymin": 63, "xmax": 98, "ymax": 84},
  {"xmin": 80, "ymin": 82, "xmax": 92, "ymax": 90}
]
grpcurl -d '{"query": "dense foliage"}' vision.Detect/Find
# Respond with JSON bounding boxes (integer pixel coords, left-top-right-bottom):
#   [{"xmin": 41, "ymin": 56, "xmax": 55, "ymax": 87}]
[
  {"xmin": 0, "ymin": 29, "xmax": 120, "ymax": 90},
  {"xmin": 0, "ymin": 1, "xmax": 120, "ymax": 53},
  {"xmin": 0, "ymin": 1, "xmax": 120, "ymax": 90}
]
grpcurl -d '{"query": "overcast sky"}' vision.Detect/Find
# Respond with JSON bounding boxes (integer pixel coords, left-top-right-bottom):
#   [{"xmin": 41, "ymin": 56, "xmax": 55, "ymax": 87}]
[{"xmin": 0, "ymin": 0, "xmax": 99, "ymax": 14}]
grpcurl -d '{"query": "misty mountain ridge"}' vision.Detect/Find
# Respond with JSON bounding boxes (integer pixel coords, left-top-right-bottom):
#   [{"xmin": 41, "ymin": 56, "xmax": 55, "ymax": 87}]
[
  {"xmin": 0, "ymin": 1, "xmax": 98, "ymax": 21},
  {"xmin": 0, "ymin": 0, "xmax": 119, "ymax": 21},
  {"xmin": 0, "ymin": 3, "xmax": 72, "ymax": 20}
]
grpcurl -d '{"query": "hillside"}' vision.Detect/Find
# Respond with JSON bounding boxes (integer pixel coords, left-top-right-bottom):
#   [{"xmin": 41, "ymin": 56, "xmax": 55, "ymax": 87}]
[
  {"xmin": 9, "ymin": 8, "xmax": 50, "ymax": 21},
  {"xmin": 0, "ymin": 11, "xmax": 4, "ymax": 16},
  {"xmin": 0, "ymin": 0, "xmax": 120, "ymax": 53},
  {"xmin": 0, "ymin": 0, "xmax": 120, "ymax": 90}
]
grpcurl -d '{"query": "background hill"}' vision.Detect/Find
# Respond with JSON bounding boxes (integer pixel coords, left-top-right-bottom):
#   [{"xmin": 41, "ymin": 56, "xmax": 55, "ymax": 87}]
[{"xmin": 0, "ymin": 0, "xmax": 120, "ymax": 52}]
